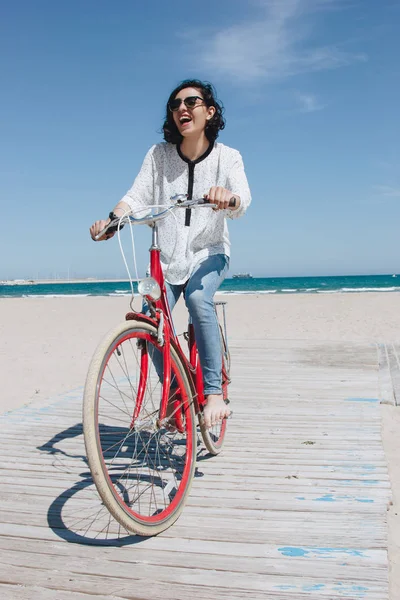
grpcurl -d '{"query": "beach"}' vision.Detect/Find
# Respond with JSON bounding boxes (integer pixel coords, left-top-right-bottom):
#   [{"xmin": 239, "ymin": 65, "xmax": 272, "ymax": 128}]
[
  {"xmin": 2, "ymin": 292, "xmax": 400, "ymax": 415},
  {"xmin": 1, "ymin": 291, "xmax": 399, "ymax": 596}
]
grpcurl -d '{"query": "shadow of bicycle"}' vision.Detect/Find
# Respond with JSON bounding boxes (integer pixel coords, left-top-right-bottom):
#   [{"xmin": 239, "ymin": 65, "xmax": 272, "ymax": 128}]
[{"xmin": 38, "ymin": 422, "xmax": 207, "ymax": 546}]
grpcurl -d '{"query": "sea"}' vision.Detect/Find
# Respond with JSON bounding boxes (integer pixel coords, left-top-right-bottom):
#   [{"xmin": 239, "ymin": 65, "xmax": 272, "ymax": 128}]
[{"xmin": 0, "ymin": 274, "xmax": 399, "ymax": 298}]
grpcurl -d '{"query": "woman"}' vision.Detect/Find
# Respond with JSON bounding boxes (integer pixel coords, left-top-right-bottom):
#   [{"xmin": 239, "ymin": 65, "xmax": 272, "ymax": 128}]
[{"xmin": 90, "ymin": 79, "xmax": 251, "ymax": 428}]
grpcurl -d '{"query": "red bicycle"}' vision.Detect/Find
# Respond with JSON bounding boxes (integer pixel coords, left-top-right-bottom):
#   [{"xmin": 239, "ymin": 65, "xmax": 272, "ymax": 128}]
[{"xmin": 83, "ymin": 195, "xmax": 232, "ymax": 536}]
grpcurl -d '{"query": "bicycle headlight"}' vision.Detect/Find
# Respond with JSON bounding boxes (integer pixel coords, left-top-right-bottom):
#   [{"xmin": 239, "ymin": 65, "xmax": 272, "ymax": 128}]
[{"xmin": 138, "ymin": 277, "xmax": 161, "ymax": 301}]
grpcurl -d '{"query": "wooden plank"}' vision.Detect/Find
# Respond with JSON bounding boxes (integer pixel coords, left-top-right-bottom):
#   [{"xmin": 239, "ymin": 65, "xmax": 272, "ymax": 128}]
[
  {"xmin": 0, "ymin": 339, "xmax": 391, "ymax": 599},
  {"xmin": 389, "ymin": 343, "xmax": 400, "ymax": 405},
  {"xmin": 0, "ymin": 563, "xmax": 389, "ymax": 600},
  {"xmin": 0, "ymin": 586, "xmax": 128, "ymax": 600},
  {"xmin": 0, "ymin": 545, "xmax": 389, "ymax": 585},
  {"xmin": 0, "ymin": 536, "xmax": 389, "ymax": 577}
]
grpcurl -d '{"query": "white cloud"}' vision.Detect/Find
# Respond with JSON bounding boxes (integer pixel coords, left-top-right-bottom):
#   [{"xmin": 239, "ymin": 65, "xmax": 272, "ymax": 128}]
[
  {"xmin": 374, "ymin": 185, "xmax": 400, "ymax": 198},
  {"xmin": 184, "ymin": 0, "xmax": 366, "ymax": 83}
]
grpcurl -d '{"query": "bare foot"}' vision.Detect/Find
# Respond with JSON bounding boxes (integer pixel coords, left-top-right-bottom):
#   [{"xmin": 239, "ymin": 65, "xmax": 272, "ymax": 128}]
[{"xmin": 203, "ymin": 394, "xmax": 231, "ymax": 428}]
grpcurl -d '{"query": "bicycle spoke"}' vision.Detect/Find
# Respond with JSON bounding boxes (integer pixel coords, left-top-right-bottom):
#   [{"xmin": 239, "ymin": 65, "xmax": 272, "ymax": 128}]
[{"xmin": 84, "ymin": 325, "xmax": 196, "ymax": 531}]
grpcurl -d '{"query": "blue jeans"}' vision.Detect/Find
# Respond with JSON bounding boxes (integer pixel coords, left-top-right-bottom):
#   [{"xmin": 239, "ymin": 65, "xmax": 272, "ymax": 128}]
[{"xmin": 146, "ymin": 254, "xmax": 229, "ymax": 395}]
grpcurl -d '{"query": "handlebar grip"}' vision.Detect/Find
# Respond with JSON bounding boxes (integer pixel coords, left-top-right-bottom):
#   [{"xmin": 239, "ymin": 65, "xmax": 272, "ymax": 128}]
[
  {"xmin": 94, "ymin": 218, "xmax": 124, "ymax": 241},
  {"xmin": 203, "ymin": 196, "xmax": 237, "ymax": 208}
]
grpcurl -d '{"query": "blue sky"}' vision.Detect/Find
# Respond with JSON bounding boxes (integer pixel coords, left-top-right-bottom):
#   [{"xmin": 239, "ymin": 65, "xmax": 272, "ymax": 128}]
[{"xmin": 1, "ymin": 0, "xmax": 399, "ymax": 279}]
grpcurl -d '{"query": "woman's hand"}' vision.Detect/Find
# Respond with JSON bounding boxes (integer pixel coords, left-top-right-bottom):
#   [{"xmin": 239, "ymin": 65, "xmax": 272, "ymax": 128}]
[
  {"xmin": 89, "ymin": 218, "xmax": 112, "ymax": 242},
  {"xmin": 206, "ymin": 187, "xmax": 240, "ymax": 210},
  {"xmin": 90, "ymin": 202, "xmax": 131, "ymax": 241}
]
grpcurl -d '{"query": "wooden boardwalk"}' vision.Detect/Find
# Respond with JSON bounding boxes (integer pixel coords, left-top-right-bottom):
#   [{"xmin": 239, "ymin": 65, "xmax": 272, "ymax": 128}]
[{"xmin": 0, "ymin": 339, "xmax": 392, "ymax": 599}]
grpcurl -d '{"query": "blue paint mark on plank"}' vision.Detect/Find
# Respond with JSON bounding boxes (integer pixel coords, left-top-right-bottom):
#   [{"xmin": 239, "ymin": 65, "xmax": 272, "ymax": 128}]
[
  {"xmin": 278, "ymin": 546, "xmax": 366, "ymax": 558},
  {"xmin": 274, "ymin": 585, "xmax": 296, "ymax": 590},
  {"xmin": 296, "ymin": 494, "xmax": 374, "ymax": 503},
  {"xmin": 362, "ymin": 480, "xmax": 379, "ymax": 484},
  {"xmin": 279, "ymin": 547, "xmax": 308, "ymax": 557},
  {"xmin": 314, "ymin": 493, "xmax": 336, "ymax": 502},
  {"xmin": 340, "ymin": 479, "xmax": 379, "ymax": 486},
  {"xmin": 356, "ymin": 498, "xmax": 374, "ymax": 503},
  {"xmin": 274, "ymin": 583, "xmax": 369, "ymax": 597},
  {"xmin": 329, "ymin": 463, "xmax": 377, "ymax": 472},
  {"xmin": 345, "ymin": 397, "xmax": 379, "ymax": 403},
  {"xmin": 303, "ymin": 584, "xmax": 326, "ymax": 591}
]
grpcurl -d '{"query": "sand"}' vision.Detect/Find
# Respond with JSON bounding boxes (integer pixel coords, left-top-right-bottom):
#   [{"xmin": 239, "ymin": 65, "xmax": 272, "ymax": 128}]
[
  {"xmin": 2, "ymin": 292, "xmax": 399, "ymax": 414},
  {"xmin": 1, "ymin": 291, "xmax": 399, "ymax": 595}
]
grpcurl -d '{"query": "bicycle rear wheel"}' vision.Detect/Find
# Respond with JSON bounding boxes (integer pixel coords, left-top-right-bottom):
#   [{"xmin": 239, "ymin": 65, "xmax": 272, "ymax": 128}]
[
  {"xmin": 83, "ymin": 320, "xmax": 196, "ymax": 536},
  {"xmin": 199, "ymin": 324, "xmax": 230, "ymax": 455}
]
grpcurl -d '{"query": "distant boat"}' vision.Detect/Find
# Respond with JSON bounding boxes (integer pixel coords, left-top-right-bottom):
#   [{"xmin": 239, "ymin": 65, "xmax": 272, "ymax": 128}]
[
  {"xmin": 393, "ymin": 274, "xmax": 397, "ymax": 278},
  {"xmin": 232, "ymin": 273, "xmax": 253, "ymax": 280}
]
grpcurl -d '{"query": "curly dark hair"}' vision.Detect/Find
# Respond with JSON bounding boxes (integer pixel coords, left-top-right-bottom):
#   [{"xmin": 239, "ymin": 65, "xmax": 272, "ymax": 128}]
[{"xmin": 162, "ymin": 79, "xmax": 225, "ymax": 145}]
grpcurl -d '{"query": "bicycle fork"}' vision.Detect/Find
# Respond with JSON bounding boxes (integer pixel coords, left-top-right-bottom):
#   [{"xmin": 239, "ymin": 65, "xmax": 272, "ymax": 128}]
[{"xmin": 129, "ymin": 313, "xmax": 183, "ymax": 432}]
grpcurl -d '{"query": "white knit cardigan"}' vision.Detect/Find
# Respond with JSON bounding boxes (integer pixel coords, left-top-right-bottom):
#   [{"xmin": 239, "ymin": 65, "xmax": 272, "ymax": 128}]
[{"xmin": 121, "ymin": 141, "xmax": 251, "ymax": 284}]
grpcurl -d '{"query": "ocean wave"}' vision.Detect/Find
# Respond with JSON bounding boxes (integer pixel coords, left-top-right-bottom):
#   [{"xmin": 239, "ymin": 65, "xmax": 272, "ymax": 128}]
[
  {"xmin": 22, "ymin": 293, "xmax": 90, "ymax": 298},
  {"xmin": 3, "ymin": 280, "xmax": 399, "ymax": 299},
  {"xmin": 340, "ymin": 286, "xmax": 400, "ymax": 292},
  {"xmin": 108, "ymin": 292, "xmax": 132, "ymax": 297},
  {"xmin": 218, "ymin": 290, "xmax": 278, "ymax": 295},
  {"xmin": 316, "ymin": 286, "xmax": 400, "ymax": 293}
]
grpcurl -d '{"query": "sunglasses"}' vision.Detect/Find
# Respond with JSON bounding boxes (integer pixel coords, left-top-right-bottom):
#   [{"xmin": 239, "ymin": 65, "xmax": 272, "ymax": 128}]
[{"xmin": 168, "ymin": 95, "xmax": 204, "ymax": 112}]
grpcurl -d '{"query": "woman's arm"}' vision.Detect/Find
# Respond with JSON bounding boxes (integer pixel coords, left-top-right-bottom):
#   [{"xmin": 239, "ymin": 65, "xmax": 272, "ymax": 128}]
[
  {"xmin": 205, "ymin": 150, "xmax": 251, "ymax": 216},
  {"xmin": 89, "ymin": 146, "xmax": 156, "ymax": 241},
  {"xmin": 225, "ymin": 151, "xmax": 251, "ymax": 219},
  {"xmin": 119, "ymin": 145, "xmax": 156, "ymax": 215}
]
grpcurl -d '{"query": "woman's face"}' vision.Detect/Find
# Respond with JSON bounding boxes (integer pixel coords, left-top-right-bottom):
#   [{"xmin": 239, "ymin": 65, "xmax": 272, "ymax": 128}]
[{"xmin": 171, "ymin": 87, "xmax": 216, "ymax": 140}]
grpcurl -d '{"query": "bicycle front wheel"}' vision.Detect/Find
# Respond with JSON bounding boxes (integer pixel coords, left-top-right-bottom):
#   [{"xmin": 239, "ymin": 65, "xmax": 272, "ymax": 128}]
[{"xmin": 83, "ymin": 320, "xmax": 196, "ymax": 537}]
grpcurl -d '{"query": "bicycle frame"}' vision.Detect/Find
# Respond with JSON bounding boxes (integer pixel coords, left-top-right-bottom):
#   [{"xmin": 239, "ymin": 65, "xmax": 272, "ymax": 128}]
[{"xmin": 125, "ymin": 220, "xmax": 205, "ymax": 426}]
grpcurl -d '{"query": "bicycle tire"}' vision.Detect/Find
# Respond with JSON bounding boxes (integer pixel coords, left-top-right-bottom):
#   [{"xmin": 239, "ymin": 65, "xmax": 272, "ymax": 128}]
[
  {"xmin": 83, "ymin": 320, "xmax": 196, "ymax": 536},
  {"xmin": 199, "ymin": 324, "xmax": 230, "ymax": 455}
]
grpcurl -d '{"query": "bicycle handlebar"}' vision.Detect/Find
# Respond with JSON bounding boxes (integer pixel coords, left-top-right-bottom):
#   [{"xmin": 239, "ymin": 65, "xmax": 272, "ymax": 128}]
[{"xmin": 94, "ymin": 195, "xmax": 237, "ymax": 240}]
